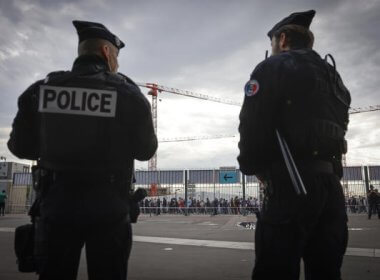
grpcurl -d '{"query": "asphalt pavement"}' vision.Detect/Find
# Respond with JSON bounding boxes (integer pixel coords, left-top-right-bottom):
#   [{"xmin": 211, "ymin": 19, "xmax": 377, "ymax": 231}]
[{"xmin": 0, "ymin": 213, "xmax": 379, "ymax": 280}]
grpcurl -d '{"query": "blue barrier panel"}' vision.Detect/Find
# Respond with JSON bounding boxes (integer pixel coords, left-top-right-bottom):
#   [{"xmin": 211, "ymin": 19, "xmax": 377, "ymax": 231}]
[
  {"xmin": 219, "ymin": 170, "xmax": 238, "ymax": 184},
  {"xmin": 342, "ymin": 166, "xmax": 362, "ymax": 181},
  {"xmin": 13, "ymin": 173, "xmax": 33, "ymax": 186},
  {"xmin": 369, "ymin": 166, "xmax": 380, "ymax": 180},
  {"xmin": 189, "ymin": 170, "xmax": 214, "ymax": 184}
]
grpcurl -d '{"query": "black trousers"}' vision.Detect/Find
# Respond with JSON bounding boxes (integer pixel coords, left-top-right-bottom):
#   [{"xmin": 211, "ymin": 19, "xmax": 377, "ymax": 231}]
[
  {"xmin": 0, "ymin": 202, "xmax": 5, "ymax": 215},
  {"xmin": 37, "ymin": 217, "xmax": 132, "ymax": 280},
  {"xmin": 36, "ymin": 177, "xmax": 133, "ymax": 280},
  {"xmin": 252, "ymin": 169, "xmax": 348, "ymax": 280}
]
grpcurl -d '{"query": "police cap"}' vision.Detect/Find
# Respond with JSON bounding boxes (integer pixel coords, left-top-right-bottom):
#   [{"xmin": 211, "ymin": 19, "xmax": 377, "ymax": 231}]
[
  {"xmin": 73, "ymin": 20, "xmax": 125, "ymax": 49},
  {"xmin": 267, "ymin": 10, "xmax": 316, "ymax": 39}
]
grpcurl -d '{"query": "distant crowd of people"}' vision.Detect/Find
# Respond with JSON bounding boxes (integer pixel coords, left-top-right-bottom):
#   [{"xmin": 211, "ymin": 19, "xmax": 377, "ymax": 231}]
[
  {"xmin": 344, "ymin": 186, "xmax": 379, "ymax": 219},
  {"xmin": 139, "ymin": 196, "xmax": 261, "ymax": 215},
  {"xmin": 139, "ymin": 187, "xmax": 380, "ymax": 218},
  {"xmin": 345, "ymin": 196, "xmax": 368, "ymax": 213}
]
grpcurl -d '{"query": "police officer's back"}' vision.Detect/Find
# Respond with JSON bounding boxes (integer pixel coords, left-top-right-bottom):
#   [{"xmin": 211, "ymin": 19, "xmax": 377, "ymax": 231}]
[
  {"xmin": 8, "ymin": 20, "xmax": 157, "ymax": 280},
  {"xmin": 238, "ymin": 10, "xmax": 350, "ymax": 280}
]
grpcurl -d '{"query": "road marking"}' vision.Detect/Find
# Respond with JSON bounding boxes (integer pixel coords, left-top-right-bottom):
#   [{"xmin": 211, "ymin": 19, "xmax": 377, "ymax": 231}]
[
  {"xmin": 1, "ymin": 227, "xmax": 378, "ymax": 258},
  {"xmin": 198, "ymin": 222, "xmax": 219, "ymax": 226},
  {"xmin": 134, "ymin": 236, "xmax": 253, "ymax": 250},
  {"xmin": 345, "ymin": 247, "xmax": 378, "ymax": 257},
  {"xmin": 134, "ymin": 236, "xmax": 380, "ymax": 258},
  {"xmin": 0, "ymin": 228, "xmax": 15, "ymax": 232}
]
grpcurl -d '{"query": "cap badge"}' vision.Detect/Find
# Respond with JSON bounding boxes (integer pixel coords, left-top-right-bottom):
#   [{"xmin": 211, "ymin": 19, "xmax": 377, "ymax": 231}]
[{"xmin": 115, "ymin": 36, "xmax": 121, "ymax": 47}]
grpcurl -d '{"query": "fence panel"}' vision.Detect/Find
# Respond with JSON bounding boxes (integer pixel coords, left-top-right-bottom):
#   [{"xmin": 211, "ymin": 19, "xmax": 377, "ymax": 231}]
[
  {"xmin": 8, "ymin": 173, "xmax": 34, "ymax": 214},
  {"xmin": 245, "ymin": 175, "xmax": 260, "ymax": 201},
  {"xmin": 341, "ymin": 166, "xmax": 366, "ymax": 198},
  {"xmin": 368, "ymin": 166, "xmax": 380, "ymax": 190},
  {"xmin": 6, "ymin": 166, "xmax": 380, "ymax": 214}
]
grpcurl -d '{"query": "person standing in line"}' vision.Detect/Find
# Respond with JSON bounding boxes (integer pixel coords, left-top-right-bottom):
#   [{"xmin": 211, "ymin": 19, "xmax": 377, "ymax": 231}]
[
  {"xmin": 0, "ymin": 190, "xmax": 7, "ymax": 216},
  {"xmin": 162, "ymin": 197, "xmax": 167, "ymax": 213},
  {"xmin": 8, "ymin": 20, "xmax": 157, "ymax": 280},
  {"xmin": 238, "ymin": 10, "xmax": 350, "ymax": 280},
  {"xmin": 368, "ymin": 185, "xmax": 380, "ymax": 219}
]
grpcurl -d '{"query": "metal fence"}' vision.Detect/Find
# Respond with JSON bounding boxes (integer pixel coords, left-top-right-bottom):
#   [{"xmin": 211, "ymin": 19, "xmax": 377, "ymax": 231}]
[
  {"xmin": 4, "ymin": 165, "xmax": 380, "ymax": 215},
  {"xmin": 5, "ymin": 172, "xmax": 34, "ymax": 214},
  {"xmin": 134, "ymin": 169, "xmax": 260, "ymax": 209}
]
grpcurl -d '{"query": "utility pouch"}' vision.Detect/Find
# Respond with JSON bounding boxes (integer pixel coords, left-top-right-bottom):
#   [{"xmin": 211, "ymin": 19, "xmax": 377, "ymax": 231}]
[
  {"xmin": 129, "ymin": 188, "xmax": 147, "ymax": 223},
  {"xmin": 32, "ymin": 165, "xmax": 42, "ymax": 192},
  {"xmin": 14, "ymin": 224, "xmax": 36, "ymax": 273},
  {"xmin": 332, "ymin": 157, "xmax": 344, "ymax": 179},
  {"xmin": 129, "ymin": 201, "xmax": 140, "ymax": 223}
]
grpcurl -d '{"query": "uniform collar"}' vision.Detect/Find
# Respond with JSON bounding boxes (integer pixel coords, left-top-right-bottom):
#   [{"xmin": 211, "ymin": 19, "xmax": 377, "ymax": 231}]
[
  {"xmin": 280, "ymin": 48, "xmax": 319, "ymax": 57},
  {"xmin": 72, "ymin": 54, "xmax": 110, "ymax": 73}
]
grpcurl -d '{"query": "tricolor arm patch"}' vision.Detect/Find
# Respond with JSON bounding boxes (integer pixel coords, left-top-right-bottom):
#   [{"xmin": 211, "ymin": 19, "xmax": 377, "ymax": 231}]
[{"xmin": 244, "ymin": 80, "xmax": 260, "ymax": 97}]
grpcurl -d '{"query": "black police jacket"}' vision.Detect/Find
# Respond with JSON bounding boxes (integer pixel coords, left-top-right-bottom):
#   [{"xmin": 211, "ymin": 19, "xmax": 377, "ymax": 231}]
[
  {"xmin": 238, "ymin": 49, "xmax": 350, "ymax": 176},
  {"xmin": 8, "ymin": 55, "xmax": 158, "ymax": 223},
  {"xmin": 8, "ymin": 55, "xmax": 157, "ymax": 173},
  {"xmin": 368, "ymin": 191, "xmax": 379, "ymax": 204}
]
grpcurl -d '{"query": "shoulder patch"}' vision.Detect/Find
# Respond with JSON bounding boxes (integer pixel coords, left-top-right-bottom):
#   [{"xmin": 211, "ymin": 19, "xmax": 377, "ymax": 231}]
[{"xmin": 244, "ymin": 80, "xmax": 260, "ymax": 97}]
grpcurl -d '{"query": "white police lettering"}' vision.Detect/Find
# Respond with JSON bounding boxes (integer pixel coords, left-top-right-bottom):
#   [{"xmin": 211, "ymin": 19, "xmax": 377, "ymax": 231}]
[{"xmin": 38, "ymin": 85, "xmax": 117, "ymax": 117}]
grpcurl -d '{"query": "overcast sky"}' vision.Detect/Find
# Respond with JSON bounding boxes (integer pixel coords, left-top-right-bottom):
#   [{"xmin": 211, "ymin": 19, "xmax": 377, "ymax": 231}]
[{"xmin": 0, "ymin": 0, "xmax": 379, "ymax": 170}]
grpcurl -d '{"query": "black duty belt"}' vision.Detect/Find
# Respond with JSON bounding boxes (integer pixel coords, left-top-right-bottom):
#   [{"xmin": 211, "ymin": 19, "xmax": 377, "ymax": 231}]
[{"xmin": 271, "ymin": 160, "xmax": 334, "ymax": 175}]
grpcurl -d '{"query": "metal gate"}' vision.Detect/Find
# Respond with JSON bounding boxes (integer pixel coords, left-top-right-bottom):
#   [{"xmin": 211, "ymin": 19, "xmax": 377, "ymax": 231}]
[{"xmin": 6, "ymin": 172, "xmax": 34, "ymax": 214}]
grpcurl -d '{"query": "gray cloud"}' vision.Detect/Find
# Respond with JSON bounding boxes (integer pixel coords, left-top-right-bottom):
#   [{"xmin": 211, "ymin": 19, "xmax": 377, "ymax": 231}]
[{"xmin": 1, "ymin": 0, "xmax": 379, "ymax": 169}]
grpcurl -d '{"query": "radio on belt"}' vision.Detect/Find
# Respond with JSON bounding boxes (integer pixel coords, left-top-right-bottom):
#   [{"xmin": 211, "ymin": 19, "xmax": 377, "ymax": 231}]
[{"xmin": 38, "ymin": 85, "xmax": 117, "ymax": 117}]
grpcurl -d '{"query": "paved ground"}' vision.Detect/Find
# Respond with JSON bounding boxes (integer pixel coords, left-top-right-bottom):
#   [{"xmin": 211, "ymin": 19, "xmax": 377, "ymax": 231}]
[{"xmin": 0, "ymin": 213, "xmax": 379, "ymax": 280}]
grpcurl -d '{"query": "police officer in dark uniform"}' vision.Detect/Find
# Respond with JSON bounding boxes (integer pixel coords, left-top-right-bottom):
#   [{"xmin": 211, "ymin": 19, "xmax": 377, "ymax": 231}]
[
  {"xmin": 8, "ymin": 20, "xmax": 157, "ymax": 280},
  {"xmin": 368, "ymin": 185, "xmax": 380, "ymax": 219},
  {"xmin": 238, "ymin": 10, "xmax": 350, "ymax": 280}
]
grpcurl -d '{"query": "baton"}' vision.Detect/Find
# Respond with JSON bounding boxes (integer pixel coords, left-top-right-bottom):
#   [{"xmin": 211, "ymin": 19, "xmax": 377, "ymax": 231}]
[{"xmin": 275, "ymin": 130, "xmax": 307, "ymax": 195}]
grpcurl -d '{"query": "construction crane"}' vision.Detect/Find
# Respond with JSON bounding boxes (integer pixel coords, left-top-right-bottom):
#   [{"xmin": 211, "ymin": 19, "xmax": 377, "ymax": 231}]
[
  {"xmin": 136, "ymin": 82, "xmax": 242, "ymax": 106},
  {"xmin": 137, "ymin": 82, "xmax": 241, "ymax": 170},
  {"xmin": 349, "ymin": 105, "xmax": 380, "ymax": 114},
  {"xmin": 137, "ymin": 82, "xmax": 380, "ymax": 170}
]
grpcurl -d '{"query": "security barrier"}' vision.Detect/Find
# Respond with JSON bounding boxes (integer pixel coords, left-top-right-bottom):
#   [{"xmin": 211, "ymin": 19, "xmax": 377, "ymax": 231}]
[
  {"xmin": 140, "ymin": 206, "xmax": 259, "ymax": 216},
  {"xmin": 5, "ymin": 165, "xmax": 380, "ymax": 214}
]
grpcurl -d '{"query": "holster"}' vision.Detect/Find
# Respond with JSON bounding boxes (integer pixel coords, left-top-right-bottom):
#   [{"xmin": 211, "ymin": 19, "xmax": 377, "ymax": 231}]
[
  {"xmin": 129, "ymin": 188, "xmax": 148, "ymax": 223},
  {"xmin": 129, "ymin": 201, "xmax": 140, "ymax": 223}
]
